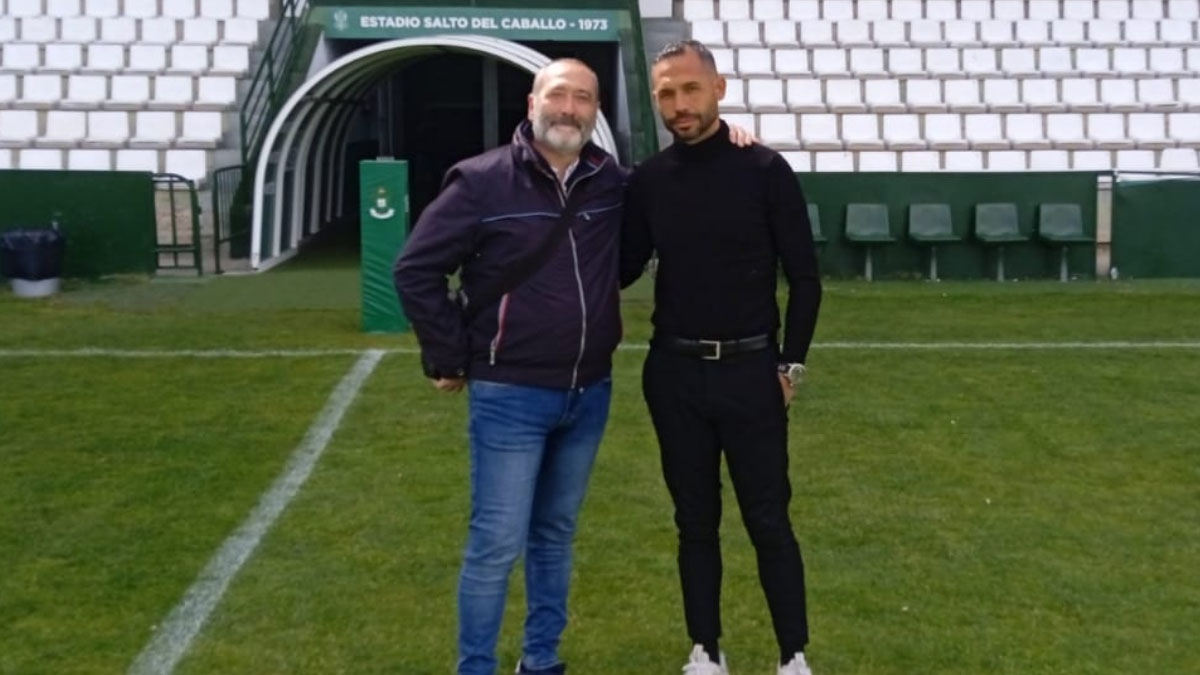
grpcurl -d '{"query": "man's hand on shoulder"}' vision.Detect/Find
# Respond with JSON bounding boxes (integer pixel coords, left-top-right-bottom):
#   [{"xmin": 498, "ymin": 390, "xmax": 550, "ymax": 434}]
[
  {"xmin": 727, "ymin": 122, "xmax": 759, "ymax": 148},
  {"xmin": 432, "ymin": 377, "xmax": 466, "ymax": 393}
]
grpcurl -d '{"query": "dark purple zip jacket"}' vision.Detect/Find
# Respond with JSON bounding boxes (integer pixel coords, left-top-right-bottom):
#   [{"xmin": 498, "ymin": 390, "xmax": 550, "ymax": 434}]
[{"xmin": 393, "ymin": 121, "xmax": 627, "ymax": 389}]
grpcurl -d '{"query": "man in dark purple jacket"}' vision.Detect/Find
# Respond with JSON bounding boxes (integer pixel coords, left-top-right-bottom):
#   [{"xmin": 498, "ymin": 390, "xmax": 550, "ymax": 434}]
[{"xmin": 393, "ymin": 59, "xmax": 624, "ymax": 675}]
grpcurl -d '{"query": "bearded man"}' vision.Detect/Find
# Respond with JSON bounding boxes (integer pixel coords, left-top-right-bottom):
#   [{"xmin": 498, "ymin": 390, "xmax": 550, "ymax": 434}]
[{"xmin": 393, "ymin": 59, "xmax": 624, "ymax": 675}]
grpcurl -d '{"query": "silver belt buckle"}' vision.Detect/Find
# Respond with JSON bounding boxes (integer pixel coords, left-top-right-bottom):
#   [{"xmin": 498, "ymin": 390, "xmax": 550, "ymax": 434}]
[{"xmin": 699, "ymin": 339, "xmax": 722, "ymax": 360}]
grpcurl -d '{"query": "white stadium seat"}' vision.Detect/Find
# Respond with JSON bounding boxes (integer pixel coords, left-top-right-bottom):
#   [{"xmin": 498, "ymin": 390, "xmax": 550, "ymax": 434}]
[
  {"xmin": 720, "ymin": 78, "xmax": 747, "ymax": 112},
  {"xmin": 237, "ymin": 0, "xmax": 268, "ymax": 19},
  {"xmin": 100, "ymin": 17, "xmax": 138, "ymax": 43},
  {"xmin": 877, "ymin": 20, "xmax": 911, "ymax": 46},
  {"xmin": 779, "ymin": 151, "xmax": 811, "ymax": 171},
  {"xmin": 891, "ymin": 0, "xmax": 923, "ymax": 20},
  {"xmin": 926, "ymin": 113, "xmax": 970, "ymax": 149},
  {"xmin": 221, "ymin": 18, "xmax": 260, "ymax": 44},
  {"xmin": 1099, "ymin": 0, "xmax": 1132, "ymax": 19},
  {"xmin": 763, "ymin": 20, "xmax": 798, "ymax": 47},
  {"xmin": 1048, "ymin": 113, "xmax": 1094, "ymax": 148},
  {"xmin": 962, "ymin": 48, "xmax": 1001, "ymax": 77},
  {"xmin": 850, "ymin": 48, "xmax": 890, "ymax": 79},
  {"xmin": 994, "ymin": 0, "xmax": 1026, "ymax": 20},
  {"xmin": 710, "ymin": 48, "xmax": 736, "ymax": 75},
  {"xmin": 0, "ymin": 18, "xmax": 14, "ymax": 43},
  {"xmin": 1168, "ymin": 112, "xmax": 1200, "ymax": 145},
  {"xmin": 814, "ymin": 151, "xmax": 855, "ymax": 171},
  {"xmin": 1039, "ymin": 47, "xmax": 1074, "ymax": 76},
  {"xmin": 888, "ymin": 48, "xmax": 924, "ymax": 76},
  {"xmin": 1159, "ymin": 20, "xmax": 1196, "ymax": 44},
  {"xmin": 984, "ymin": 78, "xmax": 1025, "ymax": 112},
  {"xmin": 799, "ymin": 114, "xmax": 843, "ymax": 150},
  {"xmin": 720, "ymin": 0, "xmax": 751, "ymax": 20},
  {"xmin": 1023, "ymin": 78, "xmax": 1065, "ymax": 112},
  {"xmin": 21, "ymin": 17, "xmax": 59, "ymax": 43},
  {"xmin": 166, "ymin": 149, "xmax": 209, "ymax": 183},
  {"xmin": 1, "ymin": 44, "xmax": 41, "ymax": 72},
  {"xmin": 124, "ymin": 0, "xmax": 158, "ymax": 19},
  {"xmin": 856, "ymin": 0, "xmax": 887, "ymax": 20},
  {"xmin": 197, "ymin": 76, "xmax": 236, "ymax": 110},
  {"xmin": 737, "ymin": 48, "xmax": 773, "ymax": 76},
  {"xmin": 0, "ymin": 110, "xmax": 39, "ymax": 147},
  {"xmin": 1101, "ymin": 79, "xmax": 1144, "ymax": 112},
  {"xmin": 747, "ymin": 79, "xmax": 786, "ymax": 112},
  {"xmin": 84, "ymin": 110, "xmax": 130, "ymax": 147},
  {"xmin": 1160, "ymin": 147, "xmax": 1200, "ymax": 170},
  {"xmin": 1064, "ymin": 0, "xmax": 1096, "ymax": 20},
  {"xmin": 62, "ymin": 74, "xmax": 107, "ymax": 109},
  {"xmin": 201, "ymin": 0, "xmax": 236, "ymax": 20},
  {"xmin": 966, "ymin": 113, "xmax": 1011, "ymax": 149},
  {"xmin": 1138, "ymin": 78, "xmax": 1183, "ymax": 111},
  {"xmin": 799, "ymin": 20, "xmax": 835, "ymax": 47},
  {"xmin": 82, "ymin": 43, "xmax": 125, "ymax": 72},
  {"xmin": 684, "ymin": 0, "xmax": 715, "ymax": 19},
  {"xmin": 787, "ymin": 0, "xmax": 819, "ymax": 20},
  {"xmin": 823, "ymin": 0, "xmax": 854, "ymax": 21},
  {"xmin": 37, "ymin": 110, "xmax": 87, "ymax": 148},
  {"xmin": 962, "ymin": 0, "xmax": 992, "ymax": 20},
  {"xmin": 945, "ymin": 20, "xmax": 982, "ymax": 47},
  {"xmin": 760, "ymin": 113, "xmax": 800, "ymax": 149},
  {"xmin": 1073, "ymin": 150, "xmax": 1113, "ymax": 169},
  {"xmin": 1113, "ymin": 48, "xmax": 1151, "ymax": 76},
  {"xmin": 1052, "ymin": 19, "xmax": 1089, "ymax": 45},
  {"xmin": 843, "ymin": 113, "xmax": 884, "ymax": 150},
  {"xmin": 1029, "ymin": 150, "xmax": 1071, "ymax": 169},
  {"xmin": 85, "ymin": 0, "xmax": 119, "ymax": 18},
  {"xmin": 754, "ymin": 0, "xmax": 785, "ymax": 20},
  {"xmin": 812, "ymin": 48, "xmax": 849, "ymax": 77},
  {"xmin": 0, "ymin": 74, "xmax": 16, "ymax": 108},
  {"xmin": 909, "ymin": 19, "xmax": 943, "ymax": 47},
  {"xmin": 1016, "ymin": 20, "xmax": 1053, "ymax": 45},
  {"xmin": 1168, "ymin": 0, "xmax": 1200, "ymax": 19},
  {"xmin": 1062, "ymin": 78, "xmax": 1106, "ymax": 111},
  {"xmin": 826, "ymin": 79, "xmax": 866, "ymax": 112},
  {"xmin": 837, "ymin": 20, "xmax": 872, "ymax": 47},
  {"xmin": 1088, "ymin": 19, "xmax": 1123, "ymax": 44},
  {"xmin": 20, "ymin": 149, "xmax": 65, "ymax": 170},
  {"xmin": 864, "ymin": 79, "xmax": 906, "ymax": 112},
  {"xmin": 727, "ymin": 21, "xmax": 761, "ymax": 47},
  {"xmin": 858, "ymin": 151, "xmax": 897, "ymax": 171},
  {"xmin": 1178, "ymin": 79, "xmax": 1200, "ymax": 110},
  {"xmin": 1030, "ymin": 0, "xmax": 1061, "ymax": 20},
  {"xmin": 899, "ymin": 151, "xmax": 938, "ymax": 171},
  {"xmin": 882, "ymin": 114, "xmax": 925, "ymax": 149},
  {"xmin": 141, "ymin": 18, "xmax": 179, "ymax": 44},
  {"xmin": 774, "ymin": 49, "xmax": 809, "ymax": 75},
  {"xmin": 68, "ymin": 149, "xmax": 113, "ymax": 170},
  {"xmin": 115, "ymin": 148, "xmax": 160, "ymax": 173},
  {"xmin": 183, "ymin": 18, "xmax": 221, "ymax": 44},
  {"xmin": 150, "ymin": 75, "xmax": 194, "ymax": 110},
  {"xmin": 1000, "ymin": 48, "xmax": 1038, "ymax": 76},
  {"xmin": 1115, "ymin": 149, "xmax": 1158, "ymax": 170},
  {"xmin": 988, "ymin": 150, "xmax": 1028, "ymax": 170},
  {"xmin": 907, "ymin": 79, "xmax": 947, "ymax": 112},
  {"xmin": 691, "ymin": 20, "xmax": 726, "ymax": 46},
  {"xmin": 20, "ymin": 74, "xmax": 63, "ymax": 109},
  {"xmin": 130, "ymin": 111, "xmax": 177, "ymax": 148},
  {"xmin": 946, "ymin": 79, "xmax": 987, "ymax": 113},
  {"xmin": 926, "ymin": 1, "xmax": 958, "ymax": 20},
  {"xmin": 945, "ymin": 150, "xmax": 985, "ymax": 171},
  {"xmin": 107, "ymin": 75, "xmax": 151, "ymax": 110},
  {"xmin": 43, "ymin": 44, "xmax": 84, "ymax": 73},
  {"xmin": 48, "ymin": 0, "xmax": 83, "ymax": 17},
  {"xmin": 1007, "ymin": 113, "xmax": 1052, "ymax": 149},
  {"xmin": 61, "ymin": 17, "xmax": 99, "ymax": 43},
  {"xmin": 1089, "ymin": 113, "xmax": 1136, "ymax": 149},
  {"xmin": 927, "ymin": 48, "xmax": 962, "ymax": 77},
  {"xmin": 168, "ymin": 44, "xmax": 209, "ymax": 75},
  {"xmin": 981, "ymin": 20, "xmax": 1017, "ymax": 46},
  {"xmin": 1124, "ymin": 20, "xmax": 1160, "ymax": 45},
  {"xmin": 1128, "ymin": 113, "xmax": 1173, "ymax": 147},
  {"xmin": 128, "ymin": 44, "xmax": 167, "ymax": 73},
  {"xmin": 1149, "ymin": 47, "xmax": 1189, "ymax": 76},
  {"xmin": 164, "ymin": 1, "xmax": 197, "ymax": 19},
  {"xmin": 786, "ymin": 78, "xmax": 824, "ymax": 111}
]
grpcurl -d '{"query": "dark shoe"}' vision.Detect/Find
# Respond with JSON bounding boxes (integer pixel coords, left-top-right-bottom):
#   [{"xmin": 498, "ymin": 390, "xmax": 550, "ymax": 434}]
[{"xmin": 516, "ymin": 660, "xmax": 566, "ymax": 674}]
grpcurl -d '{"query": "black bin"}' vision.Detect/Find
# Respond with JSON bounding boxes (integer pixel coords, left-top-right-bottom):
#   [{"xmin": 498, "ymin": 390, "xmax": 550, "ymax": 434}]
[{"xmin": 1, "ymin": 228, "xmax": 66, "ymax": 297}]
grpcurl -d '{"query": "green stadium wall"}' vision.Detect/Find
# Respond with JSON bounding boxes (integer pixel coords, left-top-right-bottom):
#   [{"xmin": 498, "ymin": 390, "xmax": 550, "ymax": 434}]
[
  {"xmin": 1112, "ymin": 178, "xmax": 1200, "ymax": 279},
  {"xmin": 797, "ymin": 172, "xmax": 1101, "ymax": 280},
  {"xmin": 0, "ymin": 170, "xmax": 156, "ymax": 277}
]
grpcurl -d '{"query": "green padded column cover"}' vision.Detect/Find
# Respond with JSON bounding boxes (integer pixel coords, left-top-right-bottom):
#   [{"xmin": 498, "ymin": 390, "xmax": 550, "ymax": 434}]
[{"xmin": 359, "ymin": 159, "xmax": 410, "ymax": 333}]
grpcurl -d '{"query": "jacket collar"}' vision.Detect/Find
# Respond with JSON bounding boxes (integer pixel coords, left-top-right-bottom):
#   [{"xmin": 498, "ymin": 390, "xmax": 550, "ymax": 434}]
[{"xmin": 511, "ymin": 120, "xmax": 610, "ymax": 188}]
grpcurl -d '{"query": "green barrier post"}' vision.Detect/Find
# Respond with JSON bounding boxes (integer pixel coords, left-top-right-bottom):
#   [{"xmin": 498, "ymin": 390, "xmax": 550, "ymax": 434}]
[{"xmin": 359, "ymin": 159, "xmax": 410, "ymax": 333}]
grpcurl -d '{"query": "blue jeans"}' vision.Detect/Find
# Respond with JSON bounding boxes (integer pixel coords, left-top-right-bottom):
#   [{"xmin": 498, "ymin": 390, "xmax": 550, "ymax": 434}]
[{"xmin": 458, "ymin": 377, "xmax": 612, "ymax": 675}]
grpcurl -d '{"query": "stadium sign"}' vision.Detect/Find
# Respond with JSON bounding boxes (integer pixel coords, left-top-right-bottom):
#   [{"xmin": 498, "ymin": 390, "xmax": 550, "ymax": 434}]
[{"xmin": 317, "ymin": 6, "xmax": 621, "ymax": 41}]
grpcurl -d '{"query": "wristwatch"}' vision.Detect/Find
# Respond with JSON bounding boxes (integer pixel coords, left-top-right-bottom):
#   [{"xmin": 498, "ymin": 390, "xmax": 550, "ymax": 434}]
[{"xmin": 778, "ymin": 362, "xmax": 806, "ymax": 387}]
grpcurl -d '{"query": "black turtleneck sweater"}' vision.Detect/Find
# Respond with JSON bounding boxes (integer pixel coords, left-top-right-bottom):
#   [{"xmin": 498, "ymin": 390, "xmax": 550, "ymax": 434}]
[{"xmin": 620, "ymin": 121, "xmax": 822, "ymax": 364}]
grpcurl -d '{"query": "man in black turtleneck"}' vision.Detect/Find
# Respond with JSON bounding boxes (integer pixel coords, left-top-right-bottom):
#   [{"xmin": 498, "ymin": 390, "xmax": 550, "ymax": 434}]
[{"xmin": 620, "ymin": 41, "xmax": 822, "ymax": 675}]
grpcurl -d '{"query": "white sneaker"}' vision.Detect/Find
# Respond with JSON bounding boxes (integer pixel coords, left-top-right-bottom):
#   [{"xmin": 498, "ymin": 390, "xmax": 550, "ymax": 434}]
[
  {"xmin": 777, "ymin": 652, "xmax": 812, "ymax": 675},
  {"xmin": 682, "ymin": 644, "xmax": 729, "ymax": 675}
]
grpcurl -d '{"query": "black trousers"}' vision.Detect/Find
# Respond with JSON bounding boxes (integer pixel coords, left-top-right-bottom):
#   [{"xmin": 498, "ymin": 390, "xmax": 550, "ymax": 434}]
[{"xmin": 642, "ymin": 345, "xmax": 809, "ymax": 656}]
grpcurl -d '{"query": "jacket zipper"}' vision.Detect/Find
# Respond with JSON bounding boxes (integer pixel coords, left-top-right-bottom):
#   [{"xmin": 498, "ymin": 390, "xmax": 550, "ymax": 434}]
[
  {"xmin": 488, "ymin": 293, "xmax": 510, "ymax": 365},
  {"xmin": 537, "ymin": 159, "xmax": 605, "ymax": 389}
]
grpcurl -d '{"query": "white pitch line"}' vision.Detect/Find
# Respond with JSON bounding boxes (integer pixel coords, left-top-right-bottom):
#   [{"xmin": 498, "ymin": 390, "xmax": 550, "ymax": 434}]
[
  {"xmin": 0, "ymin": 347, "xmax": 419, "ymax": 358},
  {"xmin": 3, "ymin": 342, "xmax": 1200, "ymax": 360},
  {"xmin": 126, "ymin": 349, "xmax": 385, "ymax": 675}
]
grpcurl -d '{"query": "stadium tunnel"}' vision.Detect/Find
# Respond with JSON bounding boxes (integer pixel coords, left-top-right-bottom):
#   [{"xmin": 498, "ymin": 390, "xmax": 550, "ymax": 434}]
[{"xmin": 250, "ymin": 35, "xmax": 633, "ymax": 271}]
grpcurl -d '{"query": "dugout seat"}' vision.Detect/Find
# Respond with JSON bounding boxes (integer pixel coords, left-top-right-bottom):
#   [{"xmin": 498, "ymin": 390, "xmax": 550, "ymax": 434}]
[
  {"xmin": 974, "ymin": 203, "xmax": 1028, "ymax": 281},
  {"xmin": 807, "ymin": 203, "xmax": 826, "ymax": 244},
  {"xmin": 845, "ymin": 203, "xmax": 894, "ymax": 281},
  {"xmin": 907, "ymin": 204, "xmax": 960, "ymax": 280},
  {"xmin": 1037, "ymin": 203, "xmax": 1092, "ymax": 281}
]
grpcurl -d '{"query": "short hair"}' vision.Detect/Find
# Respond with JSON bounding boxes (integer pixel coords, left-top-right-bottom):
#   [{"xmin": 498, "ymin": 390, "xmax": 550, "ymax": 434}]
[
  {"xmin": 654, "ymin": 40, "xmax": 717, "ymax": 72},
  {"xmin": 531, "ymin": 58, "xmax": 599, "ymax": 97}
]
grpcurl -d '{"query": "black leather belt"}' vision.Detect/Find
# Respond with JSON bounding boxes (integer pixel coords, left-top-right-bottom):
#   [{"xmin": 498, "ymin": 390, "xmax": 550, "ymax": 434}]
[{"xmin": 652, "ymin": 334, "xmax": 772, "ymax": 360}]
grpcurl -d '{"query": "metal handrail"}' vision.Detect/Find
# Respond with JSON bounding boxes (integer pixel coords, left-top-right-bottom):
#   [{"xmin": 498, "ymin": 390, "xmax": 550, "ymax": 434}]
[
  {"xmin": 240, "ymin": 0, "xmax": 313, "ymax": 166},
  {"xmin": 151, "ymin": 173, "xmax": 203, "ymax": 276}
]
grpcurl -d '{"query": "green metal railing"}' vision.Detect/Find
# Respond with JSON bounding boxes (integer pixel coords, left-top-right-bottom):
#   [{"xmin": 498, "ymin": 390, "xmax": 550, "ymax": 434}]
[
  {"xmin": 240, "ymin": 0, "xmax": 313, "ymax": 167},
  {"xmin": 211, "ymin": 164, "xmax": 247, "ymax": 273},
  {"xmin": 151, "ymin": 173, "xmax": 204, "ymax": 275}
]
